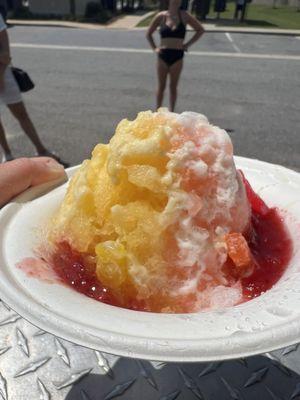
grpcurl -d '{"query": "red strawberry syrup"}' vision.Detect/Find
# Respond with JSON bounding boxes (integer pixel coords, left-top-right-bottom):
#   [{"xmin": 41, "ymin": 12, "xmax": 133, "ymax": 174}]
[
  {"xmin": 50, "ymin": 241, "xmax": 119, "ymax": 306},
  {"xmin": 240, "ymin": 173, "xmax": 293, "ymax": 300},
  {"xmin": 17, "ymin": 171, "xmax": 293, "ymax": 311}
]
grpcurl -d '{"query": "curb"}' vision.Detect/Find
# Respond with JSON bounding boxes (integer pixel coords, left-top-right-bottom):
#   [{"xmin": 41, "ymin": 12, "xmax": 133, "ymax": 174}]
[
  {"xmin": 106, "ymin": 10, "xmax": 154, "ymax": 29},
  {"xmin": 7, "ymin": 19, "xmax": 300, "ymax": 36},
  {"xmin": 7, "ymin": 19, "xmax": 105, "ymax": 30}
]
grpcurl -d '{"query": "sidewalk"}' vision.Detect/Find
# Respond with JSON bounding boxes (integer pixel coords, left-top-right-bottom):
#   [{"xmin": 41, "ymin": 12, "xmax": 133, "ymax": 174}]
[
  {"xmin": 7, "ymin": 11, "xmax": 154, "ymax": 31},
  {"xmin": 106, "ymin": 11, "xmax": 154, "ymax": 29},
  {"xmin": 7, "ymin": 16, "xmax": 300, "ymax": 36}
]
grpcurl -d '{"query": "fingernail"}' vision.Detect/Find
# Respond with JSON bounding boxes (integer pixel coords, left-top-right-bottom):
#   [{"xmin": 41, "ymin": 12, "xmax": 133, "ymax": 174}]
[{"xmin": 45, "ymin": 159, "xmax": 65, "ymax": 174}]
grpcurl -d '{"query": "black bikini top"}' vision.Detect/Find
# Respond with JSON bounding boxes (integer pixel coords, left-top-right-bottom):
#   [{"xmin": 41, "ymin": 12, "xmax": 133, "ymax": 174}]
[{"xmin": 160, "ymin": 12, "xmax": 186, "ymax": 39}]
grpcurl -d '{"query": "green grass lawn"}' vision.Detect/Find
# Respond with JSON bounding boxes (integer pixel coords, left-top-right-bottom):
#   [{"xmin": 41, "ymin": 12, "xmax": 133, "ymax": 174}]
[
  {"xmin": 137, "ymin": 4, "xmax": 300, "ymax": 29},
  {"xmin": 208, "ymin": 3, "xmax": 300, "ymax": 29},
  {"xmin": 137, "ymin": 11, "xmax": 157, "ymax": 26}
]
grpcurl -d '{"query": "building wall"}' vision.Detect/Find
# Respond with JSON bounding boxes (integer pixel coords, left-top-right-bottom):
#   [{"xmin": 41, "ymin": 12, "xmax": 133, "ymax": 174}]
[
  {"xmin": 29, "ymin": 0, "xmax": 92, "ymax": 16},
  {"xmin": 76, "ymin": 0, "xmax": 92, "ymax": 15}
]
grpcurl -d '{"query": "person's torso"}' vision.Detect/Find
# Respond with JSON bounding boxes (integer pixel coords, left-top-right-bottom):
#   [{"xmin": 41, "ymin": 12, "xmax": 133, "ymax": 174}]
[{"xmin": 159, "ymin": 11, "xmax": 186, "ymax": 40}]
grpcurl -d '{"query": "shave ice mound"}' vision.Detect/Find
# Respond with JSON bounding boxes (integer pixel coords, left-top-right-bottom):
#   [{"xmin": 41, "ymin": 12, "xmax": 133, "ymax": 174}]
[{"xmin": 41, "ymin": 109, "xmax": 292, "ymax": 313}]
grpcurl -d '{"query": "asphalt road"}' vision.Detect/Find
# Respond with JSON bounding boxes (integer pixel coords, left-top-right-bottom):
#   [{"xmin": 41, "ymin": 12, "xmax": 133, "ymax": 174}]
[{"xmin": 2, "ymin": 26, "xmax": 300, "ymax": 170}]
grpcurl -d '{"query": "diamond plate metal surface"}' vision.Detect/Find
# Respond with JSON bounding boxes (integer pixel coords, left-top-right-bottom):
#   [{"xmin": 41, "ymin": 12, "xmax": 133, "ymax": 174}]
[{"xmin": 0, "ymin": 301, "xmax": 300, "ymax": 400}]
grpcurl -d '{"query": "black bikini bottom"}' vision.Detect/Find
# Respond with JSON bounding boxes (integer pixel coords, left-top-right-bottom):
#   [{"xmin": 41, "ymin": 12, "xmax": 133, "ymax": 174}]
[{"xmin": 159, "ymin": 49, "xmax": 184, "ymax": 67}]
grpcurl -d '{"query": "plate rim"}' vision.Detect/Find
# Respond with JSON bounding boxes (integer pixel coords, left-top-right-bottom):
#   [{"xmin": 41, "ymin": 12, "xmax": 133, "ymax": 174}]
[{"xmin": 0, "ymin": 156, "xmax": 300, "ymax": 362}]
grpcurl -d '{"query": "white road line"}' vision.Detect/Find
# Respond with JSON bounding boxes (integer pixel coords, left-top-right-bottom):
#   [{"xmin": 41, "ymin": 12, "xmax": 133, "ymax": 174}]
[
  {"xmin": 225, "ymin": 32, "xmax": 241, "ymax": 53},
  {"xmin": 11, "ymin": 43, "xmax": 300, "ymax": 61},
  {"xmin": 190, "ymin": 51, "xmax": 300, "ymax": 60},
  {"xmin": 296, "ymin": 36, "xmax": 300, "ymax": 40},
  {"xmin": 11, "ymin": 43, "xmax": 151, "ymax": 53}
]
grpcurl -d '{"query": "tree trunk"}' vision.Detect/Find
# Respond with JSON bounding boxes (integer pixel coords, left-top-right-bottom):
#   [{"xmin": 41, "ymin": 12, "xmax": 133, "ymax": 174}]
[
  {"xmin": 11, "ymin": 0, "xmax": 22, "ymax": 11},
  {"xmin": 159, "ymin": 0, "xmax": 168, "ymax": 10},
  {"xmin": 70, "ymin": 0, "xmax": 76, "ymax": 16},
  {"xmin": 194, "ymin": 0, "xmax": 208, "ymax": 20}
]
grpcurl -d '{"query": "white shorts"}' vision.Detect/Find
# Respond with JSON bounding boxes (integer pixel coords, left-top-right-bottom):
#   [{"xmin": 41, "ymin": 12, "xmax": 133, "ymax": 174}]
[{"xmin": 0, "ymin": 66, "xmax": 22, "ymax": 106}]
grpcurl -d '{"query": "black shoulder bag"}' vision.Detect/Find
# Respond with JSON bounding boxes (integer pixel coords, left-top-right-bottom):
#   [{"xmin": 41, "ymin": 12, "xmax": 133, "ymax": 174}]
[{"xmin": 11, "ymin": 67, "xmax": 35, "ymax": 93}]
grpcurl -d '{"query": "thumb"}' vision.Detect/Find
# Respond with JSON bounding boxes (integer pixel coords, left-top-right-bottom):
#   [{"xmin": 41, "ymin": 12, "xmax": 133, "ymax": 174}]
[{"xmin": 0, "ymin": 157, "xmax": 66, "ymax": 207}]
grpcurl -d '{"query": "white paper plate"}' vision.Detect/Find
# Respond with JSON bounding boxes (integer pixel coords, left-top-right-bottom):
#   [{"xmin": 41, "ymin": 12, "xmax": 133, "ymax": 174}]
[{"xmin": 0, "ymin": 156, "xmax": 300, "ymax": 362}]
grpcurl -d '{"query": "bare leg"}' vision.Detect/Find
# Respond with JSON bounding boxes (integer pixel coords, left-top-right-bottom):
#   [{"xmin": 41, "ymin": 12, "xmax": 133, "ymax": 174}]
[
  {"xmin": 7, "ymin": 101, "xmax": 69, "ymax": 167},
  {"xmin": 7, "ymin": 101, "xmax": 46, "ymax": 153},
  {"xmin": 0, "ymin": 118, "xmax": 12, "ymax": 156},
  {"xmin": 156, "ymin": 58, "xmax": 168, "ymax": 110},
  {"xmin": 169, "ymin": 59, "xmax": 183, "ymax": 112}
]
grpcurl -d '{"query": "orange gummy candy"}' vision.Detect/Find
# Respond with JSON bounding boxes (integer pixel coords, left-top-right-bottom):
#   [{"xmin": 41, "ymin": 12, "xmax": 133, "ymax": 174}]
[{"xmin": 225, "ymin": 232, "xmax": 253, "ymax": 277}]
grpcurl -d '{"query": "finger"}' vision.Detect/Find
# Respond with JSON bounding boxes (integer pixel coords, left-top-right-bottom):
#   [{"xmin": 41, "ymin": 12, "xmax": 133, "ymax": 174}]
[{"xmin": 0, "ymin": 157, "xmax": 66, "ymax": 207}]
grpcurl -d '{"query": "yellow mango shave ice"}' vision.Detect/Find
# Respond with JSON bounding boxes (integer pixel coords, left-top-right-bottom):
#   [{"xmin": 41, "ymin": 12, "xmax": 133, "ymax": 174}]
[{"xmin": 48, "ymin": 109, "xmax": 252, "ymax": 312}]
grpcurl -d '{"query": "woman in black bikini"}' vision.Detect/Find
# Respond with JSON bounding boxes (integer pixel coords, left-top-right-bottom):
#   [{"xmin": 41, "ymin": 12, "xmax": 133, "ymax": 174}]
[{"xmin": 146, "ymin": 0, "xmax": 204, "ymax": 111}]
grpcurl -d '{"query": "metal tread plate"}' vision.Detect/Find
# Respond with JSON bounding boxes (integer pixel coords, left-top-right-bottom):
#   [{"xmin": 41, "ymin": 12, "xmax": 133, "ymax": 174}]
[{"xmin": 0, "ymin": 300, "xmax": 299, "ymax": 400}]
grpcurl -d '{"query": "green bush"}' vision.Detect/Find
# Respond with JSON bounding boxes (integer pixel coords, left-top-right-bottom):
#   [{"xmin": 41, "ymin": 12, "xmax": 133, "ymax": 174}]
[
  {"xmin": 10, "ymin": 5, "xmax": 65, "ymax": 20},
  {"xmin": 85, "ymin": 1, "xmax": 112, "ymax": 23},
  {"xmin": 10, "ymin": 5, "xmax": 32, "ymax": 18},
  {"xmin": 85, "ymin": 2, "xmax": 102, "ymax": 18}
]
